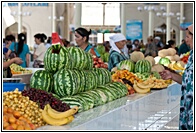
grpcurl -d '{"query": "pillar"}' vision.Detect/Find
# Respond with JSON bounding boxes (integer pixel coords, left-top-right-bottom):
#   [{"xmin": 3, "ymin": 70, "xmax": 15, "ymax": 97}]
[
  {"xmin": 120, "ymin": 3, "xmax": 126, "ymax": 36},
  {"xmin": 148, "ymin": 7, "xmax": 154, "ymax": 36},
  {"xmin": 166, "ymin": 3, "xmax": 171, "ymax": 41},
  {"xmin": 179, "ymin": 3, "xmax": 184, "ymax": 43},
  {"xmin": 52, "ymin": 3, "xmax": 56, "ymax": 32},
  {"xmin": 74, "ymin": 3, "xmax": 82, "ymax": 29},
  {"xmin": 18, "ymin": 3, "xmax": 22, "ymax": 34}
]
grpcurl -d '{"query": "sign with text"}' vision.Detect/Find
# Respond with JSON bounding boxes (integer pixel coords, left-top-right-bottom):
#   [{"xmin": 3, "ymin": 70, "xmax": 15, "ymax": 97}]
[
  {"xmin": 126, "ymin": 20, "xmax": 143, "ymax": 41},
  {"xmin": 3, "ymin": 3, "xmax": 49, "ymax": 7}
]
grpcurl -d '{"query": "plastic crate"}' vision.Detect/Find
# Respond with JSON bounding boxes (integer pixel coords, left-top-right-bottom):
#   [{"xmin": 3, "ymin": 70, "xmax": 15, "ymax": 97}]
[{"xmin": 3, "ymin": 83, "xmax": 26, "ymax": 92}]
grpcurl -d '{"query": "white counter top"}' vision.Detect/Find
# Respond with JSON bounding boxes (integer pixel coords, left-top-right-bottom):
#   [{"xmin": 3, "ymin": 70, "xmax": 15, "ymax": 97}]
[{"xmin": 37, "ymin": 83, "xmax": 181, "ymax": 131}]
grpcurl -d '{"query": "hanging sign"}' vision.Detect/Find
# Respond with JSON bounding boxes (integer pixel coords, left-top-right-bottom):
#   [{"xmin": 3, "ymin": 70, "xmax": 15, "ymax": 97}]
[{"xmin": 126, "ymin": 20, "xmax": 143, "ymax": 41}]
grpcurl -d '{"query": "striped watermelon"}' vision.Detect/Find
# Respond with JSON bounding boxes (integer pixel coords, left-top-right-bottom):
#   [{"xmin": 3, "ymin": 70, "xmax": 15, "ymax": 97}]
[
  {"xmin": 93, "ymin": 68, "xmax": 111, "ymax": 86},
  {"xmin": 44, "ymin": 46, "xmax": 72, "ymax": 74},
  {"xmin": 85, "ymin": 52, "xmax": 94, "ymax": 70},
  {"xmin": 30, "ymin": 70, "xmax": 53, "ymax": 92},
  {"xmin": 54, "ymin": 69, "xmax": 79, "ymax": 97},
  {"xmin": 67, "ymin": 47, "xmax": 88, "ymax": 70},
  {"xmin": 84, "ymin": 70, "xmax": 97, "ymax": 91},
  {"xmin": 51, "ymin": 32, "xmax": 64, "ymax": 50},
  {"xmin": 60, "ymin": 96, "xmax": 84, "ymax": 112},
  {"xmin": 79, "ymin": 92, "xmax": 95, "ymax": 109},
  {"xmin": 117, "ymin": 60, "xmax": 135, "ymax": 72},
  {"xmin": 134, "ymin": 59, "xmax": 151, "ymax": 74}
]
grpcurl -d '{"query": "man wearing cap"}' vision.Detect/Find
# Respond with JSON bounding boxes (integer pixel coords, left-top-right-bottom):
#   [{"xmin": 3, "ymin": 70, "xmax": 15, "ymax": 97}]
[
  {"xmin": 154, "ymin": 36, "xmax": 164, "ymax": 51},
  {"xmin": 159, "ymin": 24, "xmax": 193, "ymax": 130},
  {"xmin": 108, "ymin": 33, "xmax": 128, "ymax": 71}
]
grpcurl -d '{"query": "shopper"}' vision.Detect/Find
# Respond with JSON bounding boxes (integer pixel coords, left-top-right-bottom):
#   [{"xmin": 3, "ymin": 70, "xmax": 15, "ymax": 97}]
[
  {"xmin": 164, "ymin": 39, "xmax": 179, "ymax": 53},
  {"xmin": 74, "ymin": 27, "xmax": 100, "ymax": 57},
  {"xmin": 33, "ymin": 33, "xmax": 47, "ymax": 68},
  {"xmin": 108, "ymin": 33, "xmax": 128, "ymax": 71},
  {"xmin": 7, "ymin": 33, "xmax": 30, "ymax": 68},
  {"xmin": 154, "ymin": 36, "xmax": 164, "ymax": 51},
  {"xmin": 144, "ymin": 36, "xmax": 158, "ymax": 57},
  {"xmin": 159, "ymin": 24, "xmax": 193, "ymax": 130},
  {"xmin": 178, "ymin": 39, "xmax": 190, "ymax": 56},
  {"xmin": 3, "ymin": 55, "xmax": 23, "ymax": 78}
]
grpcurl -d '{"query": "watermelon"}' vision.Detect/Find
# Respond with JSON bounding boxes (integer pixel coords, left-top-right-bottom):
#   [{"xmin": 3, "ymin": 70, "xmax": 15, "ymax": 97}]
[
  {"xmin": 85, "ymin": 52, "xmax": 94, "ymax": 70},
  {"xmin": 30, "ymin": 70, "xmax": 53, "ymax": 92},
  {"xmin": 97, "ymin": 45, "xmax": 105, "ymax": 55},
  {"xmin": 118, "ymin": 60, "xmax": 135, "ymax": 72},
  {"xmin": 67, "ymin": 47, "xmax": 89, "ymax": 70},
  {"xmin": 134, "ymin": 59, "xmax": 151, "ymax": 74},
  {"xmin": 84, "ymin": 70, "xmax": 97, "ymax": 91},
  {"xmin": 60, "ymin": 96, "xmax": 84, "ymax": 112},
  {"xmin": 159, "ymin": 57, "xmax": 171, "ymax": 67},
  {"xmin": 44, "ymin": 46, "xmax": 72, "ymax": 74},
  {"xmin": 54, "ymin": 69, "xmax": 79, "ymax": 97},
  {"xmin": 103, "ymin": 52, "xmax": 109, "ymax": 62},
  {"xmin": 79, "ymin": 92, "xmax": 95, "ymax": 109},
  {"xmin": 51, "ymin": 32, "xmax": 64, "ymax": 50},
  {"xmin": 85, "ymin": 90, "xmax": 102, "ymax": 107}
]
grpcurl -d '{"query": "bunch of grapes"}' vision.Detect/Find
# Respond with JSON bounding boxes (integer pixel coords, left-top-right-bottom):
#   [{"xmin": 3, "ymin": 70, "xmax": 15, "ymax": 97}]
[{"xmin": 22, "ymin": 88, "xmax": 70, "ymax": 112}]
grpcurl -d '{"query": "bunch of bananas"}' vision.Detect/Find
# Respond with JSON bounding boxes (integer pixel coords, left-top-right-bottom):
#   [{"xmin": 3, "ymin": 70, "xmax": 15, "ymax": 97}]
[
  {"xmin": 168, "ymin": 62, "xmax": 185, "ymax": 71},
  {"xmin": 42, "ymin": 104, "xmax": 78, "ymax": 126},
  {"xmin": 133, "ymin": 80, "xmax": 154, "ymax": 94},
  {"xmin": 168, "ymin": 62, "xmax": 185, "ymax": 75}
]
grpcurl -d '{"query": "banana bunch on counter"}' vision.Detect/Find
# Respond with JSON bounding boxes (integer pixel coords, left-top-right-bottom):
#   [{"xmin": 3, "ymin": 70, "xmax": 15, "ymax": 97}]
[
  {"xmin": 133, "ymin": 80, "xmax": 154, "ymax": 94},
  {"xmin": 42, "ymin": 104, "xmax": 78, "ymax": 126},
  {"xmin": 168, "ymin": 62, "xmax": 185, "ymax": 76}
]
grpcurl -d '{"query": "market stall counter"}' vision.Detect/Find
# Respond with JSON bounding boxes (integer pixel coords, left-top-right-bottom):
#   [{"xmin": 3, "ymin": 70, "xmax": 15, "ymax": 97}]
[{"xmin": 37, "ymin": 82, "xmax": 181, "ymax": 130}]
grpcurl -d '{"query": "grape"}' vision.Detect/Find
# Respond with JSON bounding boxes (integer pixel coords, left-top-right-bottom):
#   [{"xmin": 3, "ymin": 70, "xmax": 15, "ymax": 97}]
[{"xmin": 21, "ymin": 88, "xmax": 70, "ymax": 112}]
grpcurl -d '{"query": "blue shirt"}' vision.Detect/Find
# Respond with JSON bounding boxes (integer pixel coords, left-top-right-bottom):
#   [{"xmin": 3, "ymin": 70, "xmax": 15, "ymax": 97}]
[
  {"xmin": 84, "ymin": 44, "xmax": 101, "ymax": 58},
  {"xmin": 9, "ymin": 42, "xmax": 30, "ymax": 67}
]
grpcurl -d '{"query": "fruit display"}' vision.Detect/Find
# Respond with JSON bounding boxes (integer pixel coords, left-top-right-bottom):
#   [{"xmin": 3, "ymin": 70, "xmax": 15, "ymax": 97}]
[
  {"xmin": 53, "ymin": 68, "xmax": 111, "ymax": 97},
  {"xmin": 22, "ymin": 88, "xmax": 70, "ymax": 112},
  {"xmin": 30, "ymin": 70, "xmax": 54, "ymax": 92},
  {"xmin": 3, "ymin": 106, "xmax": 36, "ymax": 130},
  {"xmin": 92, "ymin": 55, "xmax": 108, "ymax": 68},
  {"xmin": 117, "ymin": 60, "xmax": 135, "ymax": 72},
  {"xmin": 60, "ymin": 82, "xmax": 128, "ymax": 112},
  {"xmin": 10, "ymin": 63, "xmax": 32, "ymax": 74},
  {"xmin": 41, "ymin": 104, "xmax": 78, "ymax": 126},
  {"xmin": 134, "ymin": 59, "xmax": 151, "ymax": 73},
  {"xmin": 145, "ymin": 56, "xmax": 155, "ymax": 66},
  {"xmin": 3, "ymin": 89, "xmax": 46, "ymax": 127},
  {"xmin": 96, "ymin": 45, "xmax": 110, "ymax": 63}
]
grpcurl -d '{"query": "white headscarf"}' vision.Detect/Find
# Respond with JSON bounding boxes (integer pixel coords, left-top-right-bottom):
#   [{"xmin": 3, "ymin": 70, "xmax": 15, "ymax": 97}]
[{"xmin": 109, "ymin": 33, "xmax": 126, "ymax": 53}]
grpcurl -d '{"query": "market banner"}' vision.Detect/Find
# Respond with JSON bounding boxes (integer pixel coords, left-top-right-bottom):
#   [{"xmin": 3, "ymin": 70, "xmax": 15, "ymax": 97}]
[{"xmin": 126, "ymin": 20, "xmax": 143, "ymax": 41}]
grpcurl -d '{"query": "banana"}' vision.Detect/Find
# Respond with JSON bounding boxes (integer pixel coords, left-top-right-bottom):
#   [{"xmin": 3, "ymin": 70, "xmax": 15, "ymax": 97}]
[
  {"xmin": 136, "ymin": 82, "xmax": 154, "ymax": 89},
  {"xmin": 173, "ymin": 63, "xmax": 184, "ymax": 70},
  {"xmin": 133, "ymin": 84, "xmax": 151, "ymax": 94},
  {"xmin": 46, "ymin": 104, "xmax": 79, "ymax": 119},
  {"xmin": 42, "ymin": 105, "xmax": 74, "ymax": 126},
  {"xmin": 176, "ymin": 63, "xmax": 185, "ymax": 70}
]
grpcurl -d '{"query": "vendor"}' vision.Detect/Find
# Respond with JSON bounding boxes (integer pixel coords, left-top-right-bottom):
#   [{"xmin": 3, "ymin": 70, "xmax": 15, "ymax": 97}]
[
  {"xmin": 108, "ymin": 34, "xmax": 128, "ymax": 71},
  {"xmin": 74, "ymin": 27, "xmax": 100, "ymax": 58}
]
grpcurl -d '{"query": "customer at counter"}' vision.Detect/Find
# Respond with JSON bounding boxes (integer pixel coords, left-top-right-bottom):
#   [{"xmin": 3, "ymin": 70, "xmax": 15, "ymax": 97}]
[
  {"xmin": 108, "ymin": 33, "xmax": 128, "ymax": 71},
  {"xmin": 159, "ymin": 24, "xmax": 193, "ymax": 130}
]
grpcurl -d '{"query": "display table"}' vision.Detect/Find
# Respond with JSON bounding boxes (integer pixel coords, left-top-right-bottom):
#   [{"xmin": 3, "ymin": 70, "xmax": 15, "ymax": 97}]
[{"xmin": 37, "ymin": 83, "xmax": 181, "ymax": 130}]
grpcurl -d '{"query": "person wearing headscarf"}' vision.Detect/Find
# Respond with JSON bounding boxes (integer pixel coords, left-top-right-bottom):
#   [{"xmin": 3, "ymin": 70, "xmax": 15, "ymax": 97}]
[
  {"xmin": 108, "ymin": 33, "xmax": 128, "ymax": 71},
  {"xmin": 159, "ymin": 24, "xmax": 193, "ymax": 130},
  {"xmin": 75, "ymin": 27, "xmax": 100, "ymax": 58},
  {"xmin": 7, "ymin": 33, "xmax": 30, "ymax": 67}
]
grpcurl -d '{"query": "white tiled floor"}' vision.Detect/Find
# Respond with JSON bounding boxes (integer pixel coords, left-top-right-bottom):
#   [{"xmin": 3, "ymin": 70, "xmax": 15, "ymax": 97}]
[{"xmin": 37, "ymin": 83, "xmax": 181, "ymax": 131}]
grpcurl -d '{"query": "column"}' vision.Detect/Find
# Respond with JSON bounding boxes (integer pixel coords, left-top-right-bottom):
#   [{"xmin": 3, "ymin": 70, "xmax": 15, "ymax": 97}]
[
  {"xmin": 66, "ymin": 3, "xmax": 70, "ymax": 40},
  {"xmin": 148, "ymin": 7, "xmax": 153, "ymax": 36},
  {"xmin": 166, "ymin": 3, "xmax": 171, "ymax": 41},
  {"xmin": 120, "ymin": 3, "xmax": 126, "ymax": 36},
  {"xmin": 52, "ymin": 3, "xmax": 56, "ymax": 32},
  {"xmin": 179, "ymin": 3, "xmax": 184, "ymax": 43},
  {"xmin": 74, "ymin": 3, "xmax": 82, "ymax": 29},
  {"xmin": 18, "ymin": 3, "xmax": 22, "ymax": 34}
]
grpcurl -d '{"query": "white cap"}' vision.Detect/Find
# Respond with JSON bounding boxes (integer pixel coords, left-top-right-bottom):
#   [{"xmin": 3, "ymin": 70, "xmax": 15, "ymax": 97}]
[{"xmin": 154, "ymin": 36, "xmax": 161, "ymax": 40}]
